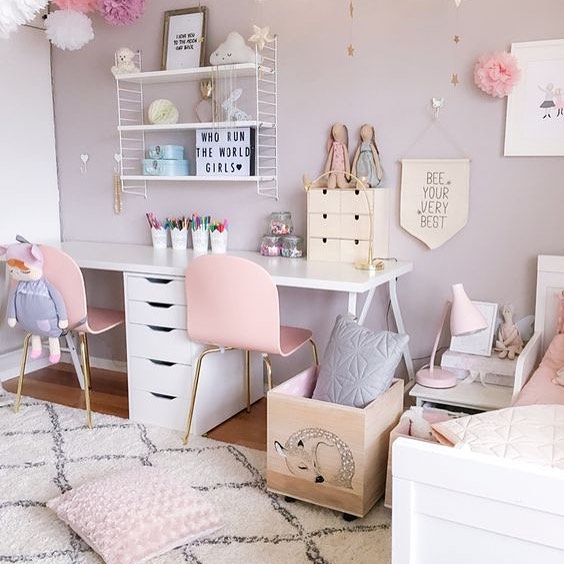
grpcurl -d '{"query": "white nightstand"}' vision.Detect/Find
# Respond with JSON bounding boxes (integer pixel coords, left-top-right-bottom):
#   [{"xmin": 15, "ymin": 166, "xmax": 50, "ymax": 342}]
[{"xmin": 409, "ymin": 350, "xmax": 516, "ymax": 412}]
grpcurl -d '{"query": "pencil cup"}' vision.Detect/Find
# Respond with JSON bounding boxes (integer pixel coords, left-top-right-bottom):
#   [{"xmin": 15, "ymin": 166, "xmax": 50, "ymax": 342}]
[
  {"xmin": 171, "ymin": 227, "xmax": 188, "ymax": 250},
  {"xmin": 192, "ymin": 226, "xmax": 209, "ymax": 255},
  {"xmin": 210, "ymin": 230, "xmax": 228, "ymax": 254},
  {"xmin": 151, "ymin": 227, "xmax": 167, "ymax": 249}
]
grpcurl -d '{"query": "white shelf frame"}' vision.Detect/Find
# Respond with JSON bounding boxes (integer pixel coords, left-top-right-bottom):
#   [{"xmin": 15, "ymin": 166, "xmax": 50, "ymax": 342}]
[{"xmin": 114, "ymin": 42, "xmax": 279, "ymax": 199}]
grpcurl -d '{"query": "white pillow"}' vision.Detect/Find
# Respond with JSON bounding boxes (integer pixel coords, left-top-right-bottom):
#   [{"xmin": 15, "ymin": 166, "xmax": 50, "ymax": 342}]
[{"xmin": 47, "ymin": 467, "xmax": 222, "ymax": 564}]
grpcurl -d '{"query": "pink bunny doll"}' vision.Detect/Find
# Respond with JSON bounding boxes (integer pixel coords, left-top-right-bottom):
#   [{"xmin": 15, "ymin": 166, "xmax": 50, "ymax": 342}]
[{"xmin": 0, "ymin": 243, "xmax": 68, "ymax": 363}]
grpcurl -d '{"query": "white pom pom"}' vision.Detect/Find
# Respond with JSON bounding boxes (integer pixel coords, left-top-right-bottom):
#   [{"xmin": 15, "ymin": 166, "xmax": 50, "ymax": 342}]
[
  {"xmin": 45, "ymin": 9, "xmax": 94, "ymax": 51},
  {"xmin": 0, "ymin": 0, "xmax": 48, "ymax": 38}
]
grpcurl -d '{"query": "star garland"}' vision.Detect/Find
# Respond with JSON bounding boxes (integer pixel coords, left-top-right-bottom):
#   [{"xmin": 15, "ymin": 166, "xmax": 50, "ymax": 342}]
[
  {"xmin": 451, "ymin": 0, "xmax": 463, "ymax": 87},
  {"xmin": 347, "ymin": 0, "xmax": 355, "ymax": 57}
]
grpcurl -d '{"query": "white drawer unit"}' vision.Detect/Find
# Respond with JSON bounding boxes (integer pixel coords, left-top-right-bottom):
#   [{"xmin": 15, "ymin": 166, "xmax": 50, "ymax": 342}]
[
  {"xmin": 124, "ymin": 272, "xmax": 265, "ymax": 437},
  {"xmin": 307, "ymin": 187, "xmax": 390, "ymax": 263},
  {"xmin": 126, "ymin": 275, "xmax": 186, "ymax": 305},
  {"xmin": 128, "ymin": 301, "xmax": 187, "ymax": 329},
  {"xmin": 128, "ymin": 356, "xmax": 191, "ymax": 398}
]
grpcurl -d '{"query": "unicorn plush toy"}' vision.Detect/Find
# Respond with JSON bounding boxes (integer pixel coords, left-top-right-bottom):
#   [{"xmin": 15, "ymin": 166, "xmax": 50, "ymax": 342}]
[{"xmin": 0, "ymin": 243, "xmax": 68, "ymax": 363}]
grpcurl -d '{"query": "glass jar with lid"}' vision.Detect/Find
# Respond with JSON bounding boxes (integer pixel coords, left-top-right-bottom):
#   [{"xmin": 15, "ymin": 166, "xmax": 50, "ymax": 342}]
[
  {"xmin": 260, "ymin": 235, "xmax": 281, "ymax": 256},
  {"xmin": 269, "ymin": 212, "xmax": 293, "ymax": 236},
  {"xmin": 280, "ymin": 235, "xmax": 304, "ymax": 258}
]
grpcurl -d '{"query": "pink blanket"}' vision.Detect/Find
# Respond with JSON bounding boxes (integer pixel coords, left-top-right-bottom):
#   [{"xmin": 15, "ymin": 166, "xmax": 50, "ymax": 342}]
[{"xmin": 513, "ymin": 333, "xmax": 564, "ymax": 407}]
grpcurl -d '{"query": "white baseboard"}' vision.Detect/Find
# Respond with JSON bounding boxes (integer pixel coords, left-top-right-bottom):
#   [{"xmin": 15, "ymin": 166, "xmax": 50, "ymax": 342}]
[{"xmin": 0, "ymin": 349, "xmax": 126, "ymax": 382}]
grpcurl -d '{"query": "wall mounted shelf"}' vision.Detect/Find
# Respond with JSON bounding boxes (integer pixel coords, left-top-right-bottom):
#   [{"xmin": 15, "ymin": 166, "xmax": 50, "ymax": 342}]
[{"xmin": 114, "ymin": 45, "xmax": 278, "ymax": 200}]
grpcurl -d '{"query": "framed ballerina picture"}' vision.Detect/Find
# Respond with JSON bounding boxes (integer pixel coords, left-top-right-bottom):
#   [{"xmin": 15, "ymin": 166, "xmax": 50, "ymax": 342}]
[{"xmin": 505, "ymin": 39, "xmax": 564, "ymax": 156}]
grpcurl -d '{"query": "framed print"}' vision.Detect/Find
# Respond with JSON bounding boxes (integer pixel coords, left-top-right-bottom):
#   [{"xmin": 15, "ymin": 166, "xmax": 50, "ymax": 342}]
[
  {"xmin": 505, "ymin": 39, "xmax": 564, "ymax": 156},
  {"xmin": 162, "ymin": 7, "xmax": 207, "ymax": 70},
  {"xmin": 450, "ymin": 301, "xmax": 498, "ymax": 357}
]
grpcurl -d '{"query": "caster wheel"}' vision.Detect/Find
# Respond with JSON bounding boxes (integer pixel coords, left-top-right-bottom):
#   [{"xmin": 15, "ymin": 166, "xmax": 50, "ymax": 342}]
[
  {"xmin": 284, "ymin": 496, "xmax": 296, "ymax": 503},
  {"xmin": 343, "ymin": 513, "xmax": 358, "ymax": 522}
]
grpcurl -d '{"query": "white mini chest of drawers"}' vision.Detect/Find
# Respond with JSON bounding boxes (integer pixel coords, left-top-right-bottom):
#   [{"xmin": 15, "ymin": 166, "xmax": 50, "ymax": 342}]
[
  {"xmin": 124, "ymin": 272, "xmax": 262, "ymax": 435},
  {"xmin": 307, "ymin": 187, "xmax": 390, "ymax": 262}
]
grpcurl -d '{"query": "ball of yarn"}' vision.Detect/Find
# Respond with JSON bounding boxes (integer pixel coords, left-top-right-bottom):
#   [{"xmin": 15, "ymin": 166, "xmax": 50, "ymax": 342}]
[
  {"xmin": 45, "ymin": 9, "xmax": 94, "ymax": 51},
  {"xmin": 0, "ymin": 0, "xmax": 48, "ymax": 38},
  {"xmin": 148, "ymin": 99, "xmax": 179, "ymax": 125},
  {"xmin": 98, "ymin": 0, "xmax": 145, "ymax": 26}
]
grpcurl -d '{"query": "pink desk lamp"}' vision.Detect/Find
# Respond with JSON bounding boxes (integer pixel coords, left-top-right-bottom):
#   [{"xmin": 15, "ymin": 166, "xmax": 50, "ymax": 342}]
[{"xmin": 416, "ymin": 283, "xmax": 488, "ymax": 389}]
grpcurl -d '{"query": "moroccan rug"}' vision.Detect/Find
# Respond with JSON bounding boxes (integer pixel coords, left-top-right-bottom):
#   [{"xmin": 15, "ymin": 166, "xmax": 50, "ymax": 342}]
[{"xmin": 0, "ymin": 395, "xmax": 391, "ymax": 564}]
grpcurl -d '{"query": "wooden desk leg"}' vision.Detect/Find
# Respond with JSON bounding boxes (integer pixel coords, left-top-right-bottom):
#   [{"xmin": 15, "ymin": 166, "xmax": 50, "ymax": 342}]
[
  {"xmin": 389, "ymin": 278, "xmax": 415, "ymax": 384},
  {"xmin": 347, "ymin": 292, "xmax": 357, "ymax": 317}
]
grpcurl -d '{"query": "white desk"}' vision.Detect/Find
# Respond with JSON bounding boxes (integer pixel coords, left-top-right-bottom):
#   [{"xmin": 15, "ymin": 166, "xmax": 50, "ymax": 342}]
[{"xmin": 62, "ymin": 241, "xmax": 414, "ymax": 434}]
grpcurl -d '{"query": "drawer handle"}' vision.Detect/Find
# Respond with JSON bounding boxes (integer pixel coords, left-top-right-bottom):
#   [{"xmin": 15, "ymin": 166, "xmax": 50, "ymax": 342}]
[
  {"xmin": 148, "ymin": 359, "xmax": 176, "ymax": 367},
  {"xmin": 322, "ymin": 189, "xmax": 327, "ymax": 195},
  {"xmin": 147, "ymin": 302, "xmax": 174, "ymax": 309},
  {"xmin": 322, "ymin": 238, "xmax": 327, "ymax": 244},
  {"xmin": 148, "ymin": 325, "xmax": 174, "ymax": 333},
  {"xmin": 355, "ymin": 240, "xmax": 360, "ymax": 245},
  {"xmin": 323, "ymin": 213, "xmax": 327, "ymax": 219},
  {"xmin": 355, "ymin": 215, "xmax": 360, "ymax": 221},
  {"xmin": 355, "ymin": 190, "xmax": 360, "ymax": 196},
  {"xmin": 150, "ymin": 392, "xmax": 176, "ymax": 401},
  {"xmin": 145, "ymin": 278, "xmax": 173, "ymax": 285}
]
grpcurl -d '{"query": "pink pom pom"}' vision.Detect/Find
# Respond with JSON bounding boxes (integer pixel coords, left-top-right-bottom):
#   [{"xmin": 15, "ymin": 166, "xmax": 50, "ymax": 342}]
[
  {"xmin": 474, "ymin": 51, "xmax": 521, "ymax": 98},
  {"xmin": 98, "ymin": 0, "xmax": 145, "ymax": 26},
  {"xmin": 52, "ymin": 0, "xmax": 98, "ymax": 13}
]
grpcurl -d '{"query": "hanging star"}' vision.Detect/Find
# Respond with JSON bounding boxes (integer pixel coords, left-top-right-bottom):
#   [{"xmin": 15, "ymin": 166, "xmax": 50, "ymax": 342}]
[
  {"xmin": 349, "ymin": 0, "xmax": 354, "ymax": 18},
  {"xmin": 451, "ymin": 73, "xmax": 460, "ymax": 86},
  {"xmin": 453, "ymin": 34, "xmax": 461, "ymax": 44},
  {"xmin": 248, "ymin": 25, "xmax": 275, "ymax": 51},
  {"xmin": 347, "ymin": 44, "xmax": 355, "ymax": 57}
]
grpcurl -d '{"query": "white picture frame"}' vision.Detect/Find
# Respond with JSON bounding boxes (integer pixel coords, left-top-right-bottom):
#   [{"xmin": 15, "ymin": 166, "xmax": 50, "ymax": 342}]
[
  {"xmin": 450, "ymin": 301, "xmax": 498, "ymax": 357},
  {"xmin": 505, "ymin": 39, "xmax": 564, "ymax": 156},
  {"xmin": 162, "ymin": 7, "xmax": 207, "ymax": 71}
]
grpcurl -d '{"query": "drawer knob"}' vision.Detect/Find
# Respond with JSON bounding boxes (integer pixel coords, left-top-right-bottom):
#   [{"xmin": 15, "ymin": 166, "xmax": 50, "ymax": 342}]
[
  {"xmin": 322, "ymin": 189, "xmax": 327, "ymax": 195},
  {"xmin": 323, "ymin": 213, "xmax": 327, "ymax": 219},
  {"xmin": 150, "ymin": 392, "xmax": 176, "ymax": 400},
  {"xmin": 148, "ymin": 359, "xmax": 176, "ymax": 367},
  {"xmin": 146, "ymin": 278, "xmax": 173, "ymax": 285},
  {"xmin": 148, "ymin": 325, "xmax": 174, "ymax": 333},
  {"xmin": 355, "ymin": 190, "xmax": 360, "ymax": 196},
  {"xmin": 355, "ymin": 240, "xmax": 360, "ymax": 245},
  {"xmin": 322, "ymin": 238, "xmax": 327, "ymax": 244},
  {"xmin": 147, "ymin": 302, "xmax": 173, "ymax": 309},
  {"xmin": 355, "ymin": 215, "xmax": 360, "ymax": 221}
]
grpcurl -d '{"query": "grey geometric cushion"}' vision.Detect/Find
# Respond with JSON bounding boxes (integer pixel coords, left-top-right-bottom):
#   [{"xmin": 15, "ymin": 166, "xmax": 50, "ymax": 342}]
[{"xmin": 312, "ymin": 315, "xmax": 409, "ymax": 408}]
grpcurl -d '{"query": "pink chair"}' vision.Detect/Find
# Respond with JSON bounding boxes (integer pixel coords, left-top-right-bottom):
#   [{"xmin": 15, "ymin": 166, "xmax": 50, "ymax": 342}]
[
  {"xmin": 183, "ymin": 254, "xmax": 318, "ymax": 443},
  {"xmin": 14, "ymin": 245, "xmax": 124, "ymax": 428}
]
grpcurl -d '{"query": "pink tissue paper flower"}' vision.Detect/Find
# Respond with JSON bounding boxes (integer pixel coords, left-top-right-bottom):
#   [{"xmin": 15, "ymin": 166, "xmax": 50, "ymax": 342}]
[
  {"xmin": 474, "ymin": 51, "xmax": 521, "ymax": 98},
  {"xmin": 52, "ymin": 0, "xmax": 98, "ymax": 13},
  {"xmin": 98, "ymin": 0, "xmax": 145, "ymax": 26}
]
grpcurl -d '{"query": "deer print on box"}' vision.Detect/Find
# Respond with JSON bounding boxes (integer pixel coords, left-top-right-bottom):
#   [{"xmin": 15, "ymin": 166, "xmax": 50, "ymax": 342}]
[
  {"xmin": 222, "ymin": 89, "xmax": 252, "ymax": 122},
  {"xmin": 274, "ymin": 428, "xmax": 356, "ymax": 489}
]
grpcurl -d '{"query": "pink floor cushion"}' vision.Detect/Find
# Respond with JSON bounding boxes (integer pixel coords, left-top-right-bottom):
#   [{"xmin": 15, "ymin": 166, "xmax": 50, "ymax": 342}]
[{"xmin": 47, "ymin": 467, "xmax": 223, "ymax": 564}]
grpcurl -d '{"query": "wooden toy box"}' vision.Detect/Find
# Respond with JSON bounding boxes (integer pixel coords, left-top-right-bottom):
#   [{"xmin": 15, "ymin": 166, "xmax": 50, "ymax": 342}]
[{"xmin": 267, "ymin": 366, "xmax": 403, "ymax": 517}]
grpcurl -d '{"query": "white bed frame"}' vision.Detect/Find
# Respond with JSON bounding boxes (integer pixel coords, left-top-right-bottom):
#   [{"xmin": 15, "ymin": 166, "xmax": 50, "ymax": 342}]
[{"xmin": 392, "ymin": 255, "xmax": 564, "ymax": 563}]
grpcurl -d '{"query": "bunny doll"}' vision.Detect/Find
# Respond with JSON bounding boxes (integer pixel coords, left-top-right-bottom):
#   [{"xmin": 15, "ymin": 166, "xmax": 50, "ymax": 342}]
[
  {"xmin": 494, "ymin": 305, "xmax": 524, "ymax": 360},
  {"xmin": 351, "ymin": 123, "xmax": 383, "ymax": 188},
  {"xmin": 222, "ymin": 88, "xmax": 252, "ymax": 122},
  {"xmin": 0, "ymin": 243, "xmax": 68, "ymax": 363}
]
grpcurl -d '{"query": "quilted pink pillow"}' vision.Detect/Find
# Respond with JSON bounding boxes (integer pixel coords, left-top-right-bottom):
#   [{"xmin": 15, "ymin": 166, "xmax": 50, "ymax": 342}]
[{"xmin": 47, "ymin": 467, "xmax": 223, "ymax": 564}]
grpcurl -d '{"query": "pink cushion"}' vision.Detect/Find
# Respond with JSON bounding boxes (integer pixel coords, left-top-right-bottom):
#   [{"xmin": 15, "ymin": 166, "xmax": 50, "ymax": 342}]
[
  {"xmin": 513, "ymin": 334, "xmax": 564, "ymax": 407},
  {"xmin": 47, "ymin": 468, "xmax": 222, "ymax": 564}
]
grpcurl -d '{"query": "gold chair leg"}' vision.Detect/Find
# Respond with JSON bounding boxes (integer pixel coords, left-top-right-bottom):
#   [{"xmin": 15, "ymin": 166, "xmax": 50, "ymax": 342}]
[
  {"xmin": 183, "ymin": 347, "xmax": 224, "ymax": 445},
  {"xmin": 309, "ymin": 338, "xmax": 319, "ymax": 366},
  {"xmin": 14, "ymin": 333, "xmax": 32, "ymax": 413},
  {"xmin": 79, "ymin": 333, "xmax": 93, "ymax": 429},
  {"xmin": 83, "ymin": 334, "xmax": 92, "ymax": 390},
  {"xmin": 245, "ymin": 350, "xmax": 251, "ymax": 413},
  {"xmin": 263, "ymin": 354, "xmax": 273, "ymax": 391}
]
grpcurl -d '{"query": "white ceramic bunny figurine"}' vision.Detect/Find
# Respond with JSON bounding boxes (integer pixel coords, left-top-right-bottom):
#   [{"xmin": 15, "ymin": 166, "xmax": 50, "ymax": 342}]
[{"xmin": 222, "ymin": 89, "xmax": 252, "ymax": 122}]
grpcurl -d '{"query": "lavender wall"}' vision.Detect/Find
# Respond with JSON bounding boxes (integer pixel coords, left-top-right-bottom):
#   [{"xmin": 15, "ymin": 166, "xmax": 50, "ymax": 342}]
[{"xmin": 52, "ymin": 0, "xmax": 564, "ymax": 378}]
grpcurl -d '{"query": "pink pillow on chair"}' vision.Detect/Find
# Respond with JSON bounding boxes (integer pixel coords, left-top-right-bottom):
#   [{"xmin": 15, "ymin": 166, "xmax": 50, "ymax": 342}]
[{"xmin": 47, "ymin": 467, "xmax": 222, "ymax": 564}]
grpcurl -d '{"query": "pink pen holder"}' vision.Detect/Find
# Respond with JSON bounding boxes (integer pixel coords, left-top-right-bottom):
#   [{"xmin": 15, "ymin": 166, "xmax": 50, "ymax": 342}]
[
  {"xmin": 191, "ymin": 226, "xmax": 209, "ymax": 255},
  {"xmin": 210, "ymin": 230, "xmax": 228, "ymax": 254}
]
